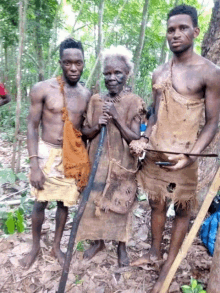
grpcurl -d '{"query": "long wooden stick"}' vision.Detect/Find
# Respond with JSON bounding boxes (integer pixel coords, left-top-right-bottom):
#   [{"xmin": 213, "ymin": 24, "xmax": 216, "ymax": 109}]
[
  {"xmin": 145, "ymin": 148, "xmax": 218, "ymax": 157},
  {"xmin": 57, "ymin": 126, "xmax": 107, "ymax": 293},
  {"xmin": 160, "ymin": 167, "xmax": 220, "ymax": 293}
]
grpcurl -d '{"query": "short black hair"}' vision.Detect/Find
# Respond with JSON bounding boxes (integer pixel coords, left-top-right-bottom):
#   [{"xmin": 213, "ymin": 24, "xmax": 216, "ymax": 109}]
[
  {"xmin": 167, "ymin": 5, "xmax": 198, "ymax": 27},
  {"xmin": 59, "ymin": 38, "xmax": 84, "ymax": 58}
]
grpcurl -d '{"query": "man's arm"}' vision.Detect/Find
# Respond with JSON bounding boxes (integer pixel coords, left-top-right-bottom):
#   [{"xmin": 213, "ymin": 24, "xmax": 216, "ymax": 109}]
[
  {"xmin": 129, "ymin": 70, "xmax": 159, "ymax": 154},
  {"xmin": 27, "ymin": 83, "xmax": 45, "ymax": 190},
  {"xmin": 191, "ymin": 66, "xmax": 220, "ymax": 154},
  {"xmin": 0, "ymin": 94, "xmax": 11, "ymax": 107}
]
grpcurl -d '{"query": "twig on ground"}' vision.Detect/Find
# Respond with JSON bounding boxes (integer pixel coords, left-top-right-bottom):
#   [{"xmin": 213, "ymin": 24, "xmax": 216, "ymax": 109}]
[{"xmin": 0, "ymin": 187, "xmax": 29, "ymax": 202}]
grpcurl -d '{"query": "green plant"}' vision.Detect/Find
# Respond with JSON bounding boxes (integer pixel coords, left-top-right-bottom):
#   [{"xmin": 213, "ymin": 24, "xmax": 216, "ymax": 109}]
[
  {"xmin": 75, "ymin": 275, "xmax": 83, "ymax": 285},
  {"xmin": 76, "ymin": 241, "xmax": 84, "ymax": 252},
  {"xmin": 0, "ymin": 207, "xmax": 25, "ymax": 234},
  {"xmin": 0, "ymin": 168, "xmax": 27, "ymax": 185},
  {"xmin": 181, "ymin": 278, "xmax": 206, "ymax": 293}
]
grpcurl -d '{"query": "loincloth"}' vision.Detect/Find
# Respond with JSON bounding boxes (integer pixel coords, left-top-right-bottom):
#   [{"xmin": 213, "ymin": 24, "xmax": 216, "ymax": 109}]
[
  {"xmin": 30, "ymin": 140, "xmax": 79, "ymax": 207},
  {"xmin": 137, "ymin": 152, "xmax": 198, "ymax": 209}
]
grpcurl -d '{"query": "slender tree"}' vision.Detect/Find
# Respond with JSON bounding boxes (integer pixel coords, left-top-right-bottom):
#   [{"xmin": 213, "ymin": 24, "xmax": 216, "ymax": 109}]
[
  {"xmin": 11, "ymin": 0, "xmax": 28, "ymax": 171},
  {"xmin": 130, "ymin": 0, "xmax": 149, "ymax": 89}
]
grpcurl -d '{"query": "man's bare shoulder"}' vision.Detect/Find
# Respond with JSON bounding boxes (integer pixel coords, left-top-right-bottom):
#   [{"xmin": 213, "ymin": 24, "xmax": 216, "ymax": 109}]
[
  {"xmin": 77, "ymin": 83, "xmax": 91, "ymax": 102},
  {"xmin": 30, "ymin": 78, "xmax": 57, "ymax": 96},
  {"xmin": 152, "ymin": 62, "xmax": 169, "ymax": 84},
  {"xmin": 199, "ymin": 56, "xmax": 220, "ymax": 86}
]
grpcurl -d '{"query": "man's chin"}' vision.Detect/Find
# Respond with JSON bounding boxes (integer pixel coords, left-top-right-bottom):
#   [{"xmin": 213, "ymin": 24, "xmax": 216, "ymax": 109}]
[{"xmin": 66, "ymin": 77, "xmax": 80, "ymax": 85}]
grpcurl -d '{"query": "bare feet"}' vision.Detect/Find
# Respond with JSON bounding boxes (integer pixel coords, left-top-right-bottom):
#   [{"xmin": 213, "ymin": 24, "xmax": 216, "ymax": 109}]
[
  {"xmin": 51, "ymin": 247, "xmax": 65, "ymax": 267},
  {"xmin": 150, "ymin": 262, "xmax": 171, "ymax": 293},
  {"xmin": 117, "ymin": 242, "xmax": 129, "ymax": 267},
  {"xmin": 83, "ymin": 240, "xmax": 105, "ymax": 260},
  {"xmin": 19, "ymin": 246, "xmax": 40, "ymax": 269},
  {"xmin": 131, "ymin": 247, "xmax": 161, "ymax": 267}
]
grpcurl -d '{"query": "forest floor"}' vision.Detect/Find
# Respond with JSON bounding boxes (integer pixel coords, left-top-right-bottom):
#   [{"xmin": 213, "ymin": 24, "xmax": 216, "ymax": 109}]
[{"xmin": 0, "ymin": 134, "xmax": 212, "ymax": 293}]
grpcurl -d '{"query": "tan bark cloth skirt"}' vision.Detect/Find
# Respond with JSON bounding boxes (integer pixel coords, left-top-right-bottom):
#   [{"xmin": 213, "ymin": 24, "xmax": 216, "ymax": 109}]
[{"xmin": 30, "ymin": 140, "xmax": 79, "ymax": 207}]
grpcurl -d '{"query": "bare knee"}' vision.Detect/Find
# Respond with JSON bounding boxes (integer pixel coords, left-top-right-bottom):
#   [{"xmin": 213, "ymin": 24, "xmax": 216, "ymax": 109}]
[
  {"xmin": 174, "ymin": 204, "xmax": 191, "ymax": 218},
  {"xmin": 57, "ymin": 201, "xmax": 68, "ymax": 211},
  {"xmin": 33, "ymin": 201, "xmax": 47, "ymax": 214},
  {"xmin": 149, "ymin": 199, "xmax": 166, "ymax": 213}
]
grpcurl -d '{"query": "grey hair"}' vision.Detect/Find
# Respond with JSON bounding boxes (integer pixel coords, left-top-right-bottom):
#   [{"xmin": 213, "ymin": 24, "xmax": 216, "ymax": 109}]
[{"xmin": 101, "ymin": 45, "xmax": 134, "ymax": 77}]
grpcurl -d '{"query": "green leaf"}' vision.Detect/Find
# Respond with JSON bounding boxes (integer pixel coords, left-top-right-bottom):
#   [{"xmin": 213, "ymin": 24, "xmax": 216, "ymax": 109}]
[
  {"xmin": 16, "ymin": 210, "xmax": 25, "ymax": 233},
  {"xmin": 191, "ymin": 279, "xmax": 197, "ymax": 289},
  {"xmin": 5, "ymin": 213, "xmax": 15, "ymax": 234},
  {"xmin": 0, "ymin": 169, "xmax": 16, "ymax": 185},
  {"xmin": 181, "ymin": 285, "xmax": 193, "ymax": 293},
  {"xmin": 16, "ymin": 172, "xmax": 28, "ymax": 181}
]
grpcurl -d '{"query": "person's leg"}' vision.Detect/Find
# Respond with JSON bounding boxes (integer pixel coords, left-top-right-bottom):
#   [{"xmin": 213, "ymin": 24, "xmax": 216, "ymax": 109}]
[
  {"xmin": 117, "ymin": 241, "xmax": 129, "ymax": 267},
  {"xmin": 19, "ymin": 200, "xmax": 48, "ymax": 268},
  {"xmin": 151, "ymin": 203, "xmax": 191, "ymax": 293},
  {"xmin": 83, "ymin": 240, "xmax": 105, "ymax": 260},
  {"xmin": 131, "ymin": 198, "xmax": 166, "ymax": 266},
  {"xmin": 51, "ymin": 201, "xmax": 68, "ymax": 266}
]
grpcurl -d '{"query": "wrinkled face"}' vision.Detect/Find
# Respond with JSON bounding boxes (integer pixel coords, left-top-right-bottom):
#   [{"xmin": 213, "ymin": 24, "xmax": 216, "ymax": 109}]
[
  {"xmin": 103, "ymin": 57, "xmax": 129, "ymax": 95},
  {"xmin": 167, "ymin": 14, "xmax": 199, "ymax": 54},
  {"xmin": 60, "ymin": 48, "xmax": 84, "ymax": 85}
]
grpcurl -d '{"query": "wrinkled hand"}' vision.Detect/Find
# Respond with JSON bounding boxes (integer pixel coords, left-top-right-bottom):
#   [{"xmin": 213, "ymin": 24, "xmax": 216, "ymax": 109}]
[
  {"xmin": 129, "ymin": 139, "xmax": 148, "ymax": 156},
  {"xmin": 103, "ymin": 101, "xmax": 118, "ymax": 120},
  {"xmin": 163, "ymin": 154, "xmax": 196, "ymax": 171},
  {"xmin": 30, "ymin": 167, "xmax": 45, "ymax": 190},
  {"xmin": 98, "ymin": 112, "xmax": 111, "ymax": 127}
]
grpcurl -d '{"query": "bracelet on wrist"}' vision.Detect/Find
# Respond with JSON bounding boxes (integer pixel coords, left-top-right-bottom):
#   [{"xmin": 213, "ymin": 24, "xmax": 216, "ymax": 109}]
[
  {"xmin": 140, "ymin": 135, "xmax": 149, "ymax": 143},
  {"xmin": 29, "ymin": 155, "xmax": 39, "ymax": 159}
]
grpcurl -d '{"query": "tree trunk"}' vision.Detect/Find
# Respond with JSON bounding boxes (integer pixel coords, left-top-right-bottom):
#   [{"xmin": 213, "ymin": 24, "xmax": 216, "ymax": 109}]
[
  {"xmin": 35, "ymin": 0, "xmax": 44, "ymax": 81},
  {"xmin": 11, "ymin": 0, "xmax": 27, "ymax": 171},
  {"xmin": 197, "ymin": 0, "xmax": 220, "ymax": 205},
  {"xmin": 93, "ymin": 0, "xmax": 105, "ymax": 94},
  {"xmin": 130, "ymin": 0, "xmax": 149, "ymax": 90},
  {"xmin": 207, "ymin": 225, "xmax": 220, "ymax": 293}
]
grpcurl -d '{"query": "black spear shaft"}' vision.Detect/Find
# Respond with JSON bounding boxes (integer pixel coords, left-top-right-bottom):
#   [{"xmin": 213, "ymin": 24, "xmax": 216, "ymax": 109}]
[{"xmin": 57, "ymin": 126, "xmax": 107, "ymax": 293}]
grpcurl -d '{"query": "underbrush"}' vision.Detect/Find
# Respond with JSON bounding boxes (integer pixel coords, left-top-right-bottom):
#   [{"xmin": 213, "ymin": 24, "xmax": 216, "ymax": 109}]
[{"xmin": 0, "ymin": 100, "xmax": 29, "ymax": 142}]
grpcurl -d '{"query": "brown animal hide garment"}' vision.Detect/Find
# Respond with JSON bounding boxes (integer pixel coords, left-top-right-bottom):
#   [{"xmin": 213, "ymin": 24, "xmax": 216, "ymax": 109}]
[
  {"xmin": 77, "ymin": 92, "xmax": 145, "ymax": 242},
  {"xmin": 137, "ymin": 61, "xmax": 205, "ymax": 209}
]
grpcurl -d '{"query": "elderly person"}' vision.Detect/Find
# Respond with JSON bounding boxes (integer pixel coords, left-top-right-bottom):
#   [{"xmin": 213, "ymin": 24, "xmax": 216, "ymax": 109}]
[{"xmin": 76, "ymin": 45, "xmax": 145, "ymax": 266}]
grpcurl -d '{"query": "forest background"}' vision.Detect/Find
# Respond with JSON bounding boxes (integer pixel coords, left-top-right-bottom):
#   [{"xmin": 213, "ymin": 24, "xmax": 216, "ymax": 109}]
[{"xmin": 0, "ymin": 0, "xmax": 213, "ymax": 145}]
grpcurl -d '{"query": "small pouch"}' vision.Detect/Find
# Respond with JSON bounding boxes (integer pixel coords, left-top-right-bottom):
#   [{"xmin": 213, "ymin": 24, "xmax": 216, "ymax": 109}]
[{"xmin": 94, "ymin": 159, "xmax": 137, "ymax": 215}]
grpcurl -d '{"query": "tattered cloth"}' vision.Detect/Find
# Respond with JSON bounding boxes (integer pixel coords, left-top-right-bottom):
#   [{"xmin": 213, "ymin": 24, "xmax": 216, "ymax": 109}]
[
  {"xmin": 57, "ymin": 76, "xmax": 90, "ymax": 190},
  {"xmin": 77, "ymin": 92, "xmax": 146, "ymax": 242},
  {"xmin": 137, "ymin": 61, "xmax": 205, "ymax": 209},
  {"xmin": 30, "ymin": 140, "xmax": 79, "ymax": 207}
]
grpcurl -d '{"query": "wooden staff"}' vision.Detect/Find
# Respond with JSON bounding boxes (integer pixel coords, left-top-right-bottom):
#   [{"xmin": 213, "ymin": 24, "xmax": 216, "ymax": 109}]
[
  {"xmin": 160, "ymin": 167, "xmax": 220, "ymax": 293},
  {"xmin": 57, "ymin": 126, "xmax": 107, "ymax": 293}
]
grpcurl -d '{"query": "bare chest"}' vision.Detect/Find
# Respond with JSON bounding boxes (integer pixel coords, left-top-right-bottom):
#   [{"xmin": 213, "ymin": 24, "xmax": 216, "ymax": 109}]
[
  {"xmin": 156, "ymin": 67, "xmax": 205, "ymax": 99},
  {"xmin": 44, "ymin": 88, "xmax": 87, "ymax": 121}
]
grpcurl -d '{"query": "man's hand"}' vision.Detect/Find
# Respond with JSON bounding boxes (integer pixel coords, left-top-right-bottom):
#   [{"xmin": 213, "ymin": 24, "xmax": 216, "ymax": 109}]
[
  {"xmin": 129, "ymin": 138, "xmax": 148, "ymax": 156},
  {"xmin": 103, "ymin": 101, "xmax": 118, "ymax": 120},
  {"xmin": 30, "ymin": 167, "xmax": 45, "ymax": 190},
  {"xmin": 163, "ymin": 154, "xmax": 196, "ymax": 171}
]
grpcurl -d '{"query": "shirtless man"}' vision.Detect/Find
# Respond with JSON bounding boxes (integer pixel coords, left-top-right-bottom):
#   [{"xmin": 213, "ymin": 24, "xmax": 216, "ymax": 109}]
[
  {"xmin": 20, "ymin": 38, "xmax": 91, "ymax": 269},
  {"xmin": 0, "ymin": 83, "xmax": 11, "ymax": 106},
  {"xmin": 130, "ymin": 5, "xmax": 220, "ymax": 293}
]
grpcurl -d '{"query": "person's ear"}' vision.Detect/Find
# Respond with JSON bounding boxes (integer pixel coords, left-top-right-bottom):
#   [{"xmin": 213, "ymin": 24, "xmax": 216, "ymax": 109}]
[{"xmin": 194, "ymin": 27, "xmax": 200, "ymax": 39}]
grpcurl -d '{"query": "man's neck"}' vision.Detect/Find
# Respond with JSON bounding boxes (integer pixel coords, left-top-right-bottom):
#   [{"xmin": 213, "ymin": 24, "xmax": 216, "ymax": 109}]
[
  {"xmin": 62, "ymin": 74, "xmax": 78, "ymax": 88},
  {"xmin": 172, "ymin": 46, "xmax": 195, "ymax": 66}
]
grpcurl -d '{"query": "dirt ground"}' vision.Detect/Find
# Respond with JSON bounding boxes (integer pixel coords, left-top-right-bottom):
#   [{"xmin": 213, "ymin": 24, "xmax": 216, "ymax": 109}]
[{"xmin": 0, "ymin": 135, "xmax": 212, "ymax": 293}]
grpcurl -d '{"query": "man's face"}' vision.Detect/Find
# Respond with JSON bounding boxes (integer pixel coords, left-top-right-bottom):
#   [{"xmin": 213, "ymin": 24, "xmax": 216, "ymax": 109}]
[
  {"xmin": 167, "ymin": 14, "xmax": 200, "ymax": 54},
  {"xmin": 60, "ymin": 48, "xmax": 84, "ymax": 85},
  {"xmin": 103, "ymin": 57, "xmax": 128, "ymax": 95}
]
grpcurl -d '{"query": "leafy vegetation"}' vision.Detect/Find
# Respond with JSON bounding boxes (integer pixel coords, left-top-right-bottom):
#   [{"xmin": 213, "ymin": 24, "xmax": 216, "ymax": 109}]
[{"xmin": 181, "ymin": 278, "xmax": 206, "ymax": 293}]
